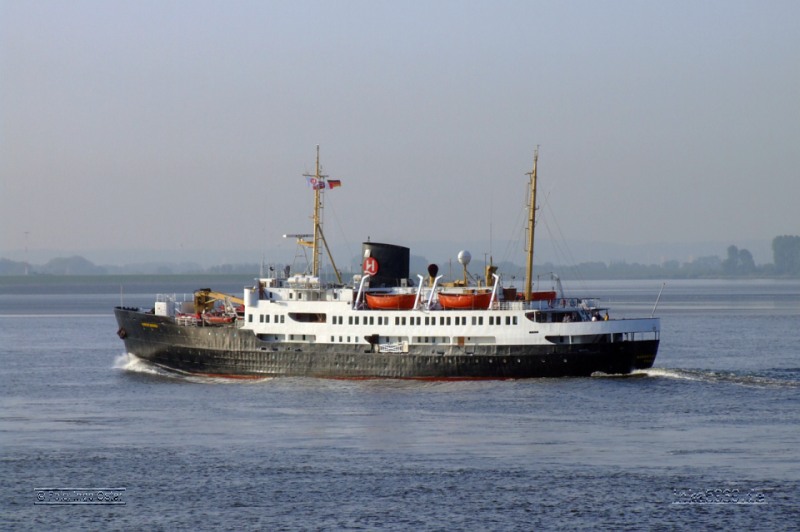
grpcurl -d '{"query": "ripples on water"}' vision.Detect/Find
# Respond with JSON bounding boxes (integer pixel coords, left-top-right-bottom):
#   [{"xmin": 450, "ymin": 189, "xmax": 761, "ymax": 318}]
[{"xmin": 2, "ymin": 279, "xmax": 799, "ymax": 529}]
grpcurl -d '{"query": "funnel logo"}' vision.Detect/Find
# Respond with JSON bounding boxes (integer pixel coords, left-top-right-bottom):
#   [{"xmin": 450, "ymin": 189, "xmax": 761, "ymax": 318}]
[{"xmin": 363, "ymin": 257, "xmax": 379, "ymax": 276}]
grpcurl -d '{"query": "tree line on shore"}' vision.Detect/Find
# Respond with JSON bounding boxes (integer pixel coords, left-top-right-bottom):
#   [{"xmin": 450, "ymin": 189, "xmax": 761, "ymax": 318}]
[{"xmin": 2, "ymin": 236, "xmax": 799, "ymax": 279}]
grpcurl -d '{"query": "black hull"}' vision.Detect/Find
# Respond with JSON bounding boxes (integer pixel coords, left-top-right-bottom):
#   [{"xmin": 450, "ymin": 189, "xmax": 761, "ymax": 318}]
[{"xmin": 115, "ymin": 307, "xmax": 658, "ymax": 380}]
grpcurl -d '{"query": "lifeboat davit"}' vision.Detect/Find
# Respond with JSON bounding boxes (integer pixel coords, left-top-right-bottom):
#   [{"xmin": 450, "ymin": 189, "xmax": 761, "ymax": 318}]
[
  {"xmin": 437, "ymin": 290, "xmax": 493, "ymax": 310},
  {"xmin": 365, "ymin": 292, "xmax": 417, "ymax": 310}
]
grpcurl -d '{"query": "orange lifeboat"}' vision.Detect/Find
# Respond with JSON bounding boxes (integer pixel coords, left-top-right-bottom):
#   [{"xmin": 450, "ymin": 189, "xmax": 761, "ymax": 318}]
[
  {"xmin": 202, "ymin": 314, "xmax": 236, "ymax": 325},
  {"xmin": 365, "ymin": 292, "xmax": 417, "ymax": 310},
  {"xmin": 437, "ymin": 290, "xmax": 493, "ymax": 310},
  {"xmin": 529, "ymin": 290, "xmax": 558, "ymax": 301}
]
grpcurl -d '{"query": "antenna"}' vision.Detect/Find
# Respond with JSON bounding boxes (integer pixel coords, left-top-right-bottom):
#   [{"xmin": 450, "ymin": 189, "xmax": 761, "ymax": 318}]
[{"xmin": 651, "ymin": 282, "xmax": 666, "ymax": 317}]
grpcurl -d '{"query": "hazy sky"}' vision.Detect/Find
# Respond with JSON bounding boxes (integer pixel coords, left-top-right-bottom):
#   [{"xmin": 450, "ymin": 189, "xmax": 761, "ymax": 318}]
[{"xmin": 2, "ymin": 0, "xmax": 798, "ymax": 266}]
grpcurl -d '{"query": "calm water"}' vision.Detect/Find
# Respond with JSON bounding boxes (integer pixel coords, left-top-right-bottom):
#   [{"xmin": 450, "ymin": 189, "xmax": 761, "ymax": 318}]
[{"xmin": 1, "ymin": 278, "xmax": 799, "ymax": 530}]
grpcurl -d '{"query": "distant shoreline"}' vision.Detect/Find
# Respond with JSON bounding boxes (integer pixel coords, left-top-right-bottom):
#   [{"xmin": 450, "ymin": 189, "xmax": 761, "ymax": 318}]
[{"xmin": 1, "ymin": 272, "xmax": 797, "ymax": 288}]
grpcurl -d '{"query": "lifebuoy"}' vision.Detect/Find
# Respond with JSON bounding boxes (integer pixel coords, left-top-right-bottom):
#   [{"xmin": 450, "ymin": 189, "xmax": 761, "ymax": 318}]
[{"xmin": 117, "ymin": 327, "xmax": 127, "ymax": 339}]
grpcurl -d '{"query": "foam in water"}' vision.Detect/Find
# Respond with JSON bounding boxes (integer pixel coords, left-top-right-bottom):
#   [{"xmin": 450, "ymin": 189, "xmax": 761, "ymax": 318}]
[
  {"xmin": 113, "ymin": 352, "xmax": 273, "ymax": 384},
  {"xmin": 114, "ymin": 353, "xmax": 172, "ymax": 377}
]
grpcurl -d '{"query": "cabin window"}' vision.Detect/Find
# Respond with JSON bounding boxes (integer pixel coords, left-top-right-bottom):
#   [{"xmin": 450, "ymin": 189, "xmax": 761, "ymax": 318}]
[
  {"xmin": 395, "ymin": 317, "xmax": 400, "ymax": 325},
  {"xmin": 506, "ymin": 316, "xmax": 511, "ymax": 325},
  {"xmin": 331, "ymin": 336, "xmax": 334, "ymax": 342},
  {"xmin": 471, "ymin": 317, "xmax": 476, "ymax": 325},
  {"xmin": 349, "ymin": 316, "xmax": 353, "ymax": 325},
  {"xmin": 446, "ymin": 317, "xmax": 451, "ymax": 326},
  {"xmin": 401, "ymin": 317, "xmax": 406, "ymax": 326},
  {"xmin": 513, "ymin": 316, "xmax": 518, "ymax": 325},
  {"xmin": 479, "ymin": 317, "xmax": 483, "ymax": 325},
  {"xmin": 289, "ymin": 313, "xmax": 326, "ymax": 323},
  {"xmin": 259, "ymin": 315, "xmax": 264, "ymax": 323},
  {"xmin": 339, "ymin": 336, "xmax": 343, "ymax": 342},
  {"xmin": 265, "ymin": 315, "xmax": 270, "ymax": 323},
  {"xmin": 248, "ymin": 314, "xmax": 253, "ymax": 323},
  {"xmin": 347, "ymin": 336, "xmax": 351, "ymax": 342},
  {"xmin": 439, "ymin": 317, "xmax": 445, "ymax": 325}
]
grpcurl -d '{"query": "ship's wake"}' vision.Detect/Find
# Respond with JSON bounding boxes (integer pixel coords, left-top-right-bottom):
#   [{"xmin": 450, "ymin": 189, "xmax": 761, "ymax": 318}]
[{"xmin": 624, "ymin": 367, "xmax": 800, "ymax": 389}]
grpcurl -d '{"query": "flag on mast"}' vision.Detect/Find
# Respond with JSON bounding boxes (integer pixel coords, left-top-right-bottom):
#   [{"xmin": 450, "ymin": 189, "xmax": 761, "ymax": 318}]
[{"xmin": 305, "ymin": 176, "xmax": 325, "ymax": 190}]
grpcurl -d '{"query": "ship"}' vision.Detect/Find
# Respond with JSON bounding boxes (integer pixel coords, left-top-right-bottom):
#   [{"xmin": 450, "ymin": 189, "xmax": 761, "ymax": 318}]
[{"xmin": 114, "ymin": 148, "xmax": 660, "ymax": 379}]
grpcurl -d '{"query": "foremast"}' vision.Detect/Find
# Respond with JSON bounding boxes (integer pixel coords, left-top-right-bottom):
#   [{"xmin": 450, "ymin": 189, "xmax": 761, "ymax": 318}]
[
  {"xmin": 524, "ymin": 148, "xmax": 539, "ymax": 301},
  {"xmin": 298, "ymin": 146, "xmax": 343, "ymax": 284}
]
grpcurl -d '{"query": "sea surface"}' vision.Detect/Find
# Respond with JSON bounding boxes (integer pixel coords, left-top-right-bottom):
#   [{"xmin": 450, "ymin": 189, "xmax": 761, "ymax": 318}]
[{"xmin": 1, "ymin": 277, "xmax": 799, "ymax": 530}]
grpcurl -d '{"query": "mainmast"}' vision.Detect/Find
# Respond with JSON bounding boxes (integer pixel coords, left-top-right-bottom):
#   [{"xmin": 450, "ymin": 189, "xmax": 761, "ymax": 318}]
[{"xmin": 524, "ymin": 148, "xmax": 539, "ymax": 301}]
